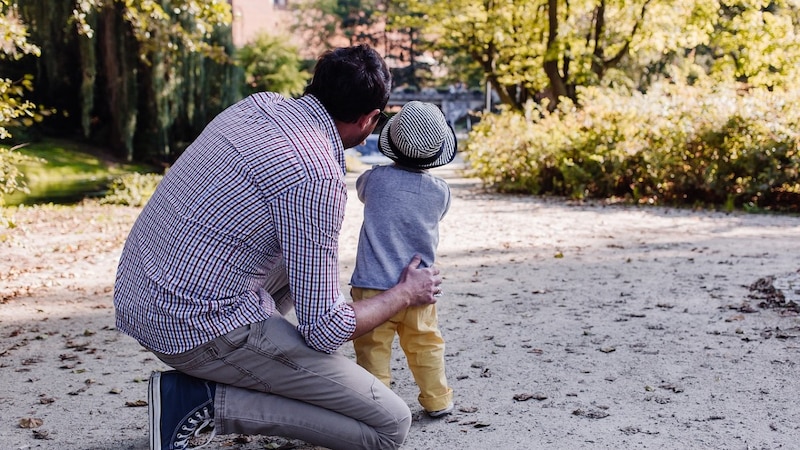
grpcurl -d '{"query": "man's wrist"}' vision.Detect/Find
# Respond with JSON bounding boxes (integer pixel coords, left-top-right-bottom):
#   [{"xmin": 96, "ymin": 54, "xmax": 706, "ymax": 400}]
[{"xmin": 387, "ymin": 283, "xmax": 413, "ymax": 308}]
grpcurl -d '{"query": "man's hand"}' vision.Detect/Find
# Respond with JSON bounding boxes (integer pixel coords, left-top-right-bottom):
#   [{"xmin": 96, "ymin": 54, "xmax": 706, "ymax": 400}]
[
  {"xmin": 397, "ymin": 254, "xmax": 442, "ymax": 307},
  {"xmin": 349, "ymin": 254, "xmax": 443, "ymax": 339}
]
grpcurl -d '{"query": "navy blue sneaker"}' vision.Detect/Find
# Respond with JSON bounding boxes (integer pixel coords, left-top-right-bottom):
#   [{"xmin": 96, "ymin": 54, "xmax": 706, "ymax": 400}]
[{"xmin": 148, "ymin": 370, "xmax": 217, "ymax": 450}]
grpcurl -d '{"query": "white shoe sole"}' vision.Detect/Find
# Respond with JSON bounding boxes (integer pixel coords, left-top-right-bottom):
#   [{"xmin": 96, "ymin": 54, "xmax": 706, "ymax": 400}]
[{"xmin": 149, "ymin": 371, "xmax": 162, "ymax": 450}]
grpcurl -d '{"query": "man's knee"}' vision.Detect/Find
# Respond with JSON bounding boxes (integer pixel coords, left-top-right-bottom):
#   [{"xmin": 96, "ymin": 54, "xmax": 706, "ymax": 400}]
[{"xmin": 380, "ymin": 405, "xmax": 412, "ymax": 450}]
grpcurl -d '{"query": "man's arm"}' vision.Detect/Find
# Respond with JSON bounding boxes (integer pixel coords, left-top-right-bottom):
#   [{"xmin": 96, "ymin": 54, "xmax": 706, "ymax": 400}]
[
  {"xmin": 349, "ymin": 254, "xmax": 441, "ymax": 339},
  {"xmin": 275, "ymin": 179, "xmax": 356, "ymax": 354}
]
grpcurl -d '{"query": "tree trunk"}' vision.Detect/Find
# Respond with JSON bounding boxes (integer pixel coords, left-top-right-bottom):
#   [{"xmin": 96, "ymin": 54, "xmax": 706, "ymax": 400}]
[
  {"xmin": 14, "ymin": 0, "xmax": 240, "ymax": 163},
  {"xmin": 99, "ymin": 3, "xmax": 137, "ymax": 160},
  {"xmin": 544, "ymin": 0, "xmax": 568, "ymax": 108},
  {"xmin": 17, "ymin": 0, "xmax": 82, "ymax": 135}
]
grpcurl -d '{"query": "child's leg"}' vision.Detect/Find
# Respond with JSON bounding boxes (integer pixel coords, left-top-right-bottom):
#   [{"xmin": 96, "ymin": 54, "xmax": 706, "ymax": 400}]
[
  {"xmin": 397, "ymin": 304, "xmax": 453, "ymax": 412},
  {"xmin": 351, "ymin": 287, "xmax": 400, "ymax": 387}
]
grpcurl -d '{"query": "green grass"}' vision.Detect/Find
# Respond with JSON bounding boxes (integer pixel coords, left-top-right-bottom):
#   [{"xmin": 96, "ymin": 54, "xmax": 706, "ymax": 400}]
[{"xmin": 2, "ymin": 139, "xmax": 155, "ymax": 206}]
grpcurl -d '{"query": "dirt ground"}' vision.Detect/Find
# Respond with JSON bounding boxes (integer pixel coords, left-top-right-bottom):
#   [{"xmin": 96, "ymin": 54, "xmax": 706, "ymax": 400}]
[{"xmin": 1, "ymin": 159, "xmax": 799, "ymax": 450}]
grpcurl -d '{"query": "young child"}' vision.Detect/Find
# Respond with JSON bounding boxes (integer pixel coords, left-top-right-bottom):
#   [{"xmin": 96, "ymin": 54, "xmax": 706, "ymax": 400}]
[{"xmin": 350, "ymin": 101, "xmax": 456, "ymax": 417}]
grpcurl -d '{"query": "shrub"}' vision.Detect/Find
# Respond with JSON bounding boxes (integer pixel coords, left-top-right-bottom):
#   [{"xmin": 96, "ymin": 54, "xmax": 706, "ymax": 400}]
[
  {"xmin": 236, "ymin": 33, "xmax": 309, "ymax": 98},
  {"xmin": 0, "ymin": 144, "xmax": 44, "ymax": 205},
  {"xmin": 100, "ymin": 172, "xmax": 162, "ymax": 207},
  {"xmin": 464, "ymin": 82, "xmax": 800, "ymax": 211}
]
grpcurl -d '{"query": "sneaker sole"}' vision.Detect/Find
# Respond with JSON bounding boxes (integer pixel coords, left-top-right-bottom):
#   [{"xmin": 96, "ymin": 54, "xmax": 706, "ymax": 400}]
[
  {"xmin": 149, "ymin": 371, "xmax": 162, "ymax": 450},
  {"xmin": 427, "ymin": 404, "xmax": 454, "ymax": 418}
]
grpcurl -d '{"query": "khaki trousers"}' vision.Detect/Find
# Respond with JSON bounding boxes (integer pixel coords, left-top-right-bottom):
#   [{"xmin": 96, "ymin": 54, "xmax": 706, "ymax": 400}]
[
  {"xmin": 151, "ymin": 262, "xmax": 411, "ymax": 450},
  {"xmin": 351, "ymin": 287, "xmax": 453, "ymax": 412},
  {"xmin": 156, "ymin": 317, "xmax": 411, "ymax": 450}
]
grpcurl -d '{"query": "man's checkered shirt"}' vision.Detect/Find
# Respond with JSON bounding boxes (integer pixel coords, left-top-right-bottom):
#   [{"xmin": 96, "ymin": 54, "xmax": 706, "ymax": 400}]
[{"xmin": 113, "ymin": 93, "xmax": 356, "ymax": 355}]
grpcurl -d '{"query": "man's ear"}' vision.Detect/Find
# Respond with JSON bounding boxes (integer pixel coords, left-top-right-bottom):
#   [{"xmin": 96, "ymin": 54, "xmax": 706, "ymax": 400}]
[
  {"xmin": 334, "ymin": 109, "xmax": 381, "ymax": 149},
  {"xmin": 357, "ymin": 109, "xmax": 381, "ymax": 130}
]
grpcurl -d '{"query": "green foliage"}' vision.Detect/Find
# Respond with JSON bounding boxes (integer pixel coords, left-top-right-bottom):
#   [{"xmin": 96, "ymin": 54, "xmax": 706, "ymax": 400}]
[
  {"xmin": 0, "ymin": 0, "xmax": 50, "ymax": 202},
  {"xmin": 236, "ymin": 33, "xmax": 310, "ymax": 98},
  {"xmin": 2, "ymin": 139, "xmax": 151, "ymax": 206},
  {"xmin": 0, "ymin": 144, "xmax": 44, "ymax": 205},
  {"xmin": 71, "ymin": 0, "xmax": 233, "ymax": 63},
  {"xmin": 404, "ymin": 0, "xmax": 800, "ymax": 110},
  {"xmin": 464, "ymin": 82, "xmax": 800, "ymax": 211},
  {"xmin": 0, "ymin": 75, "xmax": 40, "ymax": 140},
  {"xmin": 0, "ymin": 0, "xmax": 39, "ymax": 59},
  {"xmin": 11, "ymin": 1, "xmax": 239, "ymax": 163},
  {"xmin": 0, "ymin": 1, "xmax": 46, "ymax": 140},
  {"xmin": 100, "ymin": 172, "xmax": 162, "ymax": 207},
  {"xmin": 707, "ymin": 0, "xmax": 800, "ymax": 88}
]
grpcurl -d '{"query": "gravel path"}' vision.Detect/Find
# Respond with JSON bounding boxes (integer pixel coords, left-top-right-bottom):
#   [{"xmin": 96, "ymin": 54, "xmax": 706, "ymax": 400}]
[{"xmin": 1, "ymin": 162, "xmax": 799, "ymax": 449}]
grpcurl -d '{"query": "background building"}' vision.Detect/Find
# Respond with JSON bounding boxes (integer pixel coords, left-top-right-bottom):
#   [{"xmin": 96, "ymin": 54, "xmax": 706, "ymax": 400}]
[{"xmin": 229, "ymin": 0, "xmax": 295, "ymax": 47}]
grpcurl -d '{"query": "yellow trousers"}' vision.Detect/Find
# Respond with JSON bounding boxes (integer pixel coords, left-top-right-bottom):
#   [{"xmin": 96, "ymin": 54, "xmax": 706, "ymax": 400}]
[{"xmin": 351, "ymin": 287, "xmax": 453, "ymax": 412}]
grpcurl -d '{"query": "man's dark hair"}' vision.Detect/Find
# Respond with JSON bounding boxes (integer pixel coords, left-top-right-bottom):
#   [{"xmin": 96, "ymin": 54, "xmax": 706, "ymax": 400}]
[{"xmin": 304, "ymin": 45, "xmax": 392, "ymax": 124}]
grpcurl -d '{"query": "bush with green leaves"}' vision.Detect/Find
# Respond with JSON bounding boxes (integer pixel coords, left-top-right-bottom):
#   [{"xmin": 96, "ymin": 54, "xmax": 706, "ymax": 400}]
[
  {"xmin": 464, "ymin": 82, "xmax": 800, "ymax": 211},
  {"xmin": 0, "ymin": 144, "xmax": 44, "ymax": 206},
  {"xmin": 100, "ymin": 172, "xmax": 162, "ymax": 207},
  {"xmin": 236, "ymin": 33, "xmax": 310, "ymax": 98},
  {"xmin": 1, "ymin": 1, "xmax": 46, "ymax": 204}
]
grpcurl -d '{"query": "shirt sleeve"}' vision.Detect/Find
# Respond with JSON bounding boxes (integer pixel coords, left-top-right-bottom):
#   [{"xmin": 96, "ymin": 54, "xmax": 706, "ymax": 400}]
[
  {"xmin": 272, "ymin": 178, "xmax": 356, "ymax": 353},
  {"xmin": 355, "ymin": 168, "xmax": 372, "ymax": 203},
  {"xmin": 441, "ymin": 180, "xmax": 452, "ymax": 219}
]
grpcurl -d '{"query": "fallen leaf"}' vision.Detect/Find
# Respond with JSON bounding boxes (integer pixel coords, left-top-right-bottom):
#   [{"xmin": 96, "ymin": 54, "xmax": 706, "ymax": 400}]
[
  {"xmin": 68, "ymin": 386, "xmax": 88, "ymax": 395},
  {"xmin": 659, "ymin": 383, "xmax": 684, "ymax": 393},
  {"xmin": 19, "ymin": 417, "xmax": 43, "ymax": 428},
  {"xmin": 513, "ymin": 393, "xmax": 534, "ymax": 401},
  {"xmin": 620, "ymin": 426, "xmax": 640, "ymax": 435},
  {"xmin": 572, "ymin": 408, "xmax": 609, "ymax": 419},
  {"xmin": 234, "ymin": 435, "xmax": 254, "ymax": 444},
  {"xmin": 32, "ymin": 429, "xmax": 52, "ymax": 440}
]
